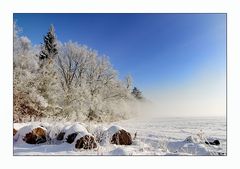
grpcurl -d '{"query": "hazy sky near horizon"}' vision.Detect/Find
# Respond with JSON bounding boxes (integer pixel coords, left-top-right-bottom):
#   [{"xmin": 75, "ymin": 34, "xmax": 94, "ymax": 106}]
[{"xmin": 14, "ymin": 14, "xmax": 226, "ymax": 117}]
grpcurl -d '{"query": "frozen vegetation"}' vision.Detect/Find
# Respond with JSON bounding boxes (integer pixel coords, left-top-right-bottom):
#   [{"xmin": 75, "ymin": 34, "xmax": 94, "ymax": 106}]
[
  {"xmin": 13, "ymin": 117, "xmax": 226, "ymax": 156},
  {"xmin": 13, "ymin": 23, "xmax": 144, "ymax": 123}
]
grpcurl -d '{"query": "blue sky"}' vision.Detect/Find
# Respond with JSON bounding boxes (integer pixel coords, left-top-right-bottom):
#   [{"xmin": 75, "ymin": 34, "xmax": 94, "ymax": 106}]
[{"xmin": 14, "ymin": 14, "xmax": 226, "ymax": 116}]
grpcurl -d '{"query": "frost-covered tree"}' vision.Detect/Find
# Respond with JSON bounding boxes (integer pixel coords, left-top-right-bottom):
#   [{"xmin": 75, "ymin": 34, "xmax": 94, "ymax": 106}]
[
  {"xmin": 56, "ymin": 41, "xmax": 137, "ymax": 121},
  {"xmin": 13, "ymin": 23, "xmax": 45, "ymax": 122},
  {"xmin": 13, "ymin": 22, "xmax": 144, "ymax": 123},
  {"xmin": 56, "ymin": 42, "xmax": 90, "ymax": 119},
  {"xmin": 13, "ymin": 22, "xmax": 38, "ymax": 70},
  {"xmin": 13, "ymin": 22, "xmax": 21, "ymax": 57},
  {"xmin": 124, "ymin": 74, "xmax": 132, "ymax": 91},
  {"xmin": 57, "ymin": 42, "xmax": 84, "ymax": 91}
]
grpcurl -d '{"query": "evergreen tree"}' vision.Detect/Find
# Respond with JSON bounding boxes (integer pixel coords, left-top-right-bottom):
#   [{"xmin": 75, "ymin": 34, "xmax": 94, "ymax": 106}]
[
  {"xmin": 132, "ymin": 87, "xmax": 143, "ymax": 100},
  {"xmin": 38, "ymin": 24, "xmax": 58, "ymax": 61},
  {"xmin": 35, "ymin": 24, "xmax": 61, "ymax": 118}
]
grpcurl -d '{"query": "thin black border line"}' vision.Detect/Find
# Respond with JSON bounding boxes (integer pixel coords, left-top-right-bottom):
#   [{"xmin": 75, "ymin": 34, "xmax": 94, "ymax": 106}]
[{"xmin": 13, "ymin": 13, "xmax": 227, "ymax": 157}]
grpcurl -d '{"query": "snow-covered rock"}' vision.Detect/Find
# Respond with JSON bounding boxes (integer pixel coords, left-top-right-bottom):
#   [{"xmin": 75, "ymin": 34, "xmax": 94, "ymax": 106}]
[
  {"xmin": 184, "ymin": 136, "xmax": 200, "ymax": 143},
  {"xmin": 55, "ymin": 123, "xmax": 86, "ymax": 142},
  {"xmin": 14, "ymin": 124, "xmax": 39, "ymax": 141},
  {"xmin": 56, "ymin": 124, "xmax": 71, "ymax": 141},
  {"xmin": 61, "ymin": 123, "xmax": 89, "ymax": 143},
  {"xmin": 64, "ymin": 123, "xmax": 88, "ymax": 138},
  {"xmin": 14, "ymin": 124, "xmax": 47, "ymax": 144},
  {"xmin": 100, "ymin": 125, "xmax": 123, "ymax": 145},
  {"xmin": 101, "ymin": 125, "xmax": 132, "ymax": 145},
  {"xmin": 13, "ymin": 128, "xmax": 18, "ymax": 136},
  {"xmin": 48, "ymin": 123, "xmax": 64, "ymax": 140},
  {"xmin": 111, "ymin": 129, "xmax": 132, "ymax": 145},
  {"xmin": 74, "ymin": 133, "xmax": 97, "ymax": 149},
  {"xmin": 205, "ymin": 139, "xmax": 220, "ymax": 145},
  {"xmin": 106, "ymin": 125, "xmax": 123, "ymax": 138},
  {"xmin": 56, "ymin": 132, "xmax": 65, "ymax": 141}
]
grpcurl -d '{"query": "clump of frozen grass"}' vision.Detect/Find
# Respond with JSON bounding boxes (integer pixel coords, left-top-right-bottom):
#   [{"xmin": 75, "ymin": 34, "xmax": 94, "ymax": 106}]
[
  {"xmin": 84, "ymin": 121, "xmax": 98, "ymax": 133},
  {"xmin": 92, "ymin": 125, "xmax": 108, "ymax": 144},
  {"xmin": 159, "ymin": 139, "xmax": 169, "ymax": 153},
  {"xmin": 196, "ymin": 129, "xmax": 205, "ymax": 140}
]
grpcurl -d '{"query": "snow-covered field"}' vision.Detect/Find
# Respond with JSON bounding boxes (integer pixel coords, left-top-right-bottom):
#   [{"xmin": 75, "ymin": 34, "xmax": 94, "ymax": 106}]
[{"xmin": 13, "ymin": 116, "xmax": 226, "ymax": 156}]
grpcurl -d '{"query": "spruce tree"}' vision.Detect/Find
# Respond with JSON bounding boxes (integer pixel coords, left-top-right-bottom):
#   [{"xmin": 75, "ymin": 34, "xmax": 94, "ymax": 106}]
[
  {"xmin": 38, "ymin": 24, "xmax": 58, "ymax": 61},
  {"xmin": 35, "ymin": 24, "xmax": 61, "ymax": 118},
  {"xmin": 132, "ymin": 87, "xmax": 143, "ymax": 100}
]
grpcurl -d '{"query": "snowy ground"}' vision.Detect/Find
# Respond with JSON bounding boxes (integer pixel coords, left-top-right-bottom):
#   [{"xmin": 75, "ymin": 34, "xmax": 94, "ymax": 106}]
[{"xmin": 13, "ymin": 117, "xmax": 226, "ymax": 156}]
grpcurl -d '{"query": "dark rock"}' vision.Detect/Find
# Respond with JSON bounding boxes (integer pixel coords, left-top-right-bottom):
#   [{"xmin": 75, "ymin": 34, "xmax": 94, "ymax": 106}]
[
  {"xmin": 75, "ymin": 135, "xmax": 97, "ymax": 149},
  {"xmin": 218, "ymin": 152, "xmax": 225, "ymax": 156},
  {"xmin": 23, "ymin": 127, "xmax": 46, "ymax": 144},
  {"xmin": 56, "ymin": 132, "xmax": 65, "ymax": 141},
  {"xmin": 66, "ymin": 132, "xmax": 79, "ymax": 144},
  {"xmin": 205, "ymin": 139, "xmax": 220, "ymax": 146},
  {"xmin": 212, "ymin": 140, "xmax": 220, "ymax": 145},
  {"xmin": 111, "ymin": 129, "xmax": 132, "ymax": 145},
  {"xmin": 13, "ymin": 128, "xmax": 17, "ymax": 136}
]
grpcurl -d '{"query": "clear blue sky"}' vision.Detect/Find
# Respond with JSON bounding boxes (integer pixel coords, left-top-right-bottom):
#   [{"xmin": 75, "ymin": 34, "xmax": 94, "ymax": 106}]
[{"xmin": 14, "ymin": 14, "xmax": 226, "ymax": 112}]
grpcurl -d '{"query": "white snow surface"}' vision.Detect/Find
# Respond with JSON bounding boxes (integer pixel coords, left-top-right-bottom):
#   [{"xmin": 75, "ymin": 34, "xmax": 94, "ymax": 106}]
[{"xmin": 13, "ymin": 117, "xmax": 226, "ymax": 156}]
